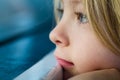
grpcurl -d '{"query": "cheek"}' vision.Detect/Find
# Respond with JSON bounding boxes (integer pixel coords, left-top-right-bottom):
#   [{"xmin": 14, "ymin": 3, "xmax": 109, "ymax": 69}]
[
  {"xmin": 71, "ymin": 41, "xmax": 111, "ymax": 74},
  {"xmin": 70, "ymin": 26, "xmax": 118, "ymax": 74},
  {"xmin": 72, "ymin": 48, "xmax": 117, "ymax": 75},
  {"xmin": 73, "ymin": 52, "xmax": 100, "ymax": 74}
]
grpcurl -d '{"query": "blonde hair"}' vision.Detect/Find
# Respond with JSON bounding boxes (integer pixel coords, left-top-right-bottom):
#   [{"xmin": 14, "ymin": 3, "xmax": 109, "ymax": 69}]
[
  {"xmin": 54, "ymin": 0, "xmax": 120, "ymax": 55},
  {"xmin": 84, "ymin": 0, "xmax": 120, "ymax": 55}
]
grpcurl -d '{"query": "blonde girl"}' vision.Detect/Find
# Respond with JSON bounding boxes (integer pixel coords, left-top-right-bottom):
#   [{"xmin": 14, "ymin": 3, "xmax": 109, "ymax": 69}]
[{"xmin": 49, "ymin": 0, "xmax": 120, "ymax": 80}]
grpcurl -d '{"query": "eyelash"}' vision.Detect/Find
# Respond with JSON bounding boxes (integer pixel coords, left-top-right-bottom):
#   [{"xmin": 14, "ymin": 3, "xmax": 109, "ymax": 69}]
[
  {"xmin": 57, "ymin": 8, "xmax": 88, "ymax": 24},
  {"xmin": 57, "ymin": 8, "xmax": 64, "ymax": 20},
  {"xmin": 75, "ymin": 12, "xmax": 88, "ymax": 23}
]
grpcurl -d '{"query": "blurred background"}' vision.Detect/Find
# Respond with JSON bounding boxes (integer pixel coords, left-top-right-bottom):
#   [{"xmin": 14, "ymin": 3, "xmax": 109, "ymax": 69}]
[{"xmin": 0, "ymin": 0, "xmax": 55, "ymax": 80}]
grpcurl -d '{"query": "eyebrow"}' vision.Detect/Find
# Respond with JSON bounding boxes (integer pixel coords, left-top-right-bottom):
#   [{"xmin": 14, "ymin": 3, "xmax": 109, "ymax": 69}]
[
  {"xmin": 61, "ymin": 0, "xmax": 82, "ymax": 10},
  {"xmin": 71, "ymin": 0, "xmax": 81, "ymax": 3},
  {"xmin": 62, "ymin": 0, "xmax": 81, "ymax": 3}
]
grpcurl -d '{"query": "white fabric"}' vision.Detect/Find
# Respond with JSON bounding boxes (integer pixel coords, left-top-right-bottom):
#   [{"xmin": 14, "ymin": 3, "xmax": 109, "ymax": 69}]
[{"xmin": 14, "ymin": 51, "xmax": 63, "ymax": 80}]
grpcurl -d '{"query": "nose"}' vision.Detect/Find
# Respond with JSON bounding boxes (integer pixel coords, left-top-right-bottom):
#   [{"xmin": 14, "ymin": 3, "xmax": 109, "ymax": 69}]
[{"xmin": 49, "ymin": 25, "xmax": 69, "ymax": 47}]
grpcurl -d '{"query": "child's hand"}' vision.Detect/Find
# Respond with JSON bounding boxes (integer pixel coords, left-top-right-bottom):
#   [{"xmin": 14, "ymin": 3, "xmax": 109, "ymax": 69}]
[{"xmin": 68, "ymin": 69, "xmax": 120, "ymax": 80}]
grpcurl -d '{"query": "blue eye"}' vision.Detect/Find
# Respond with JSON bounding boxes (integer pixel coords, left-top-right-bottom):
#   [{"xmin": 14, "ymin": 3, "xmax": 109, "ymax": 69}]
[{"xmin": 75, "ymin": 12, "xmax": 88, "ymax": 23}]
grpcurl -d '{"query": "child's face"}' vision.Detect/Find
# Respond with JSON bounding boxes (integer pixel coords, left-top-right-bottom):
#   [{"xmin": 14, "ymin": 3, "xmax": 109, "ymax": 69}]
[{"xmin": 50, "ymin": 0, "xmax": 119, "ymax": 78}]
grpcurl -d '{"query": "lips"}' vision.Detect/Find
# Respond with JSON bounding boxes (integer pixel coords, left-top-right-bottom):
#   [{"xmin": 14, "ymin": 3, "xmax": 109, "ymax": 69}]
[{"xmin": 56, "ymin": 57, "xmax": 74, "ymax": 68}]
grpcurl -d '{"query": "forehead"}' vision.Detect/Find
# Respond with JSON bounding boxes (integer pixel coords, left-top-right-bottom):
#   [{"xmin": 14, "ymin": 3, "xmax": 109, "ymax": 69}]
[
  {"xmin": 61, "ymin": 0, "xmax": 83, "ymax": 10},
  {"xmin": 61, "ymin": 0, "xmax": 82, "ymax": 7}
]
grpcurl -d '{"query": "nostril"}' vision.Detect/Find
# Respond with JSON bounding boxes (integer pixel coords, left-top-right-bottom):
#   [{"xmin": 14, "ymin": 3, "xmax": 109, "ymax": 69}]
[{"xmin": 55, "ymin": 40, "xmax": 62, "ymax": 45}]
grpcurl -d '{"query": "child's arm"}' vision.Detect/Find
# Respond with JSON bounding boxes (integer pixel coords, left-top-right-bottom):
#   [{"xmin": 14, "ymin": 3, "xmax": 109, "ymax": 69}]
[{"xmin": 69, "ymin": 69, "xmax": 120, "ymax": 80}]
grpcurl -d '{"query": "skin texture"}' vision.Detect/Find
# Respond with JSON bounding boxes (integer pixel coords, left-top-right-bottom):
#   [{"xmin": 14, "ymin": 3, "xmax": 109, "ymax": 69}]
[
  {"xmin": 49, "ymin": 0, "xmax": 120, "ymax": 79},
  {"xmin": 69, "ymin": 69, "xmax": 120, "ymax": 80}
]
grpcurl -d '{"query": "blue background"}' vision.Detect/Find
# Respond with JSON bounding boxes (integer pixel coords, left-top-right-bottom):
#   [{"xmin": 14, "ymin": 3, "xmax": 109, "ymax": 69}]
[{"xmin": 0, "ymin": 0, "xmax": 55, "ymax": 80}]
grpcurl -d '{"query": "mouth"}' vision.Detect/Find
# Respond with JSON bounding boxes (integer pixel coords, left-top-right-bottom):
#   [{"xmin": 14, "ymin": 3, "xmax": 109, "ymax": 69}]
[{"xmin": 56, "ymin": 57, "xmax": 74, "ymax": 68}]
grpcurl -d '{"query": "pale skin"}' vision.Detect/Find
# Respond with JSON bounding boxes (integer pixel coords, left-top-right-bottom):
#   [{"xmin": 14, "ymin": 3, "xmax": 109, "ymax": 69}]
[
  {"xmin": 49, "ymin": 0, "xmax": 120, "ymax": 80},
  {"xmin": 69, "ymin": 69, "xmax": 120, "ymax": 80}
]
